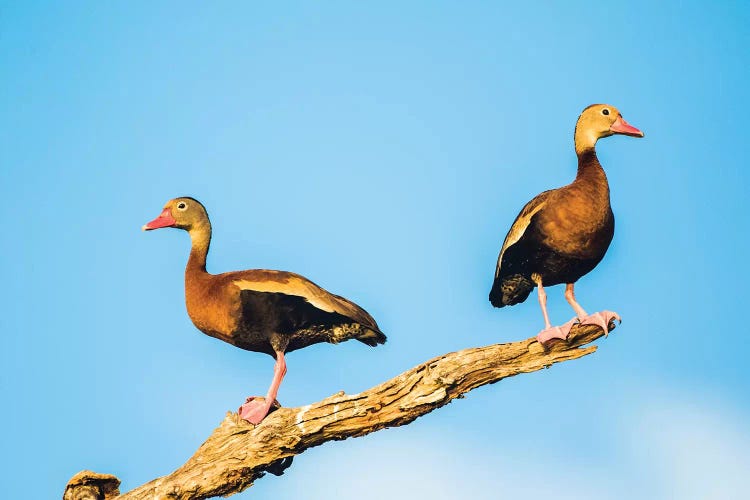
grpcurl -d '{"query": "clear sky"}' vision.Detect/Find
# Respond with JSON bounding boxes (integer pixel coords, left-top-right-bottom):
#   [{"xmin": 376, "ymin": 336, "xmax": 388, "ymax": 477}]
[{"xmin": 2, "ymin": 1, "xmax": 749, "ymax": 499}]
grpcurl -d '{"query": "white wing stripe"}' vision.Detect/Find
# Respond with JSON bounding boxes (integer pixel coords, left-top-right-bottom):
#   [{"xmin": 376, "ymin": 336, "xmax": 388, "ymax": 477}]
[{"xmin": 233, "ymin": 278, "xmax": 336, "ymax": 313}]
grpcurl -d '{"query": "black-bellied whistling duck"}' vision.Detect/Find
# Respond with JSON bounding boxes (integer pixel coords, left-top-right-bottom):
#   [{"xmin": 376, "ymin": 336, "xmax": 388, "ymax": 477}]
[
  {"xmin": 489, "ymin": 104, "xmax": 644, "ymax": 345},
  {"xmin": 143, "ymin": 197, "xmax": 386, "ymax": 424}
]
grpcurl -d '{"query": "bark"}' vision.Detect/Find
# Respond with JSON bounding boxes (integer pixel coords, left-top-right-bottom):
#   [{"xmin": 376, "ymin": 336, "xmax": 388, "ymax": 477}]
[{"xmin": 64, "ymin": 322, "xmax": 615, "ymax": 499}]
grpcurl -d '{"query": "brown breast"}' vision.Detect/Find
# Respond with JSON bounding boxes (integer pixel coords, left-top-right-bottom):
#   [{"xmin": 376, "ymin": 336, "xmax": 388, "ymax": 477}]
[
  {"xmin": 185, "ymin": 273, "xmax": 241, "ymax": 346},
  {"xmin": 536, "ymin": 176, "xmax": 613, "ymax": 259}
]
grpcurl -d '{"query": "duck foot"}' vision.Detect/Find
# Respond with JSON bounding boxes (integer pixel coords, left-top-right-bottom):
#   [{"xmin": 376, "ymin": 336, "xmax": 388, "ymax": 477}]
[
  {"xmin": 579, "ymin": 310, "xmax": 621, "ymax": 336},
  {"xmin": 536, "ymin": 318, "xmax": 578, "ymax": 346},
  {"xmin": 238, "ymin": 396, "xmax": 280, "ymax": 424}
]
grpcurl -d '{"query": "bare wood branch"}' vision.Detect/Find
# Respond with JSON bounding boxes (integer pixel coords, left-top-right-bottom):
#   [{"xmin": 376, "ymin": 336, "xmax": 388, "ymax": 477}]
[{"xmin": 64, "ymin": 323, "xmax": 615, "ymax": 500}]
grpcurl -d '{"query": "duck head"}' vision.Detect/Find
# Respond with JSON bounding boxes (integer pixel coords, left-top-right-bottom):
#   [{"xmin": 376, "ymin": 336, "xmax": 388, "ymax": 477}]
[
  {"xmin": 142, "ymin": 197, "xmax": 210, "ymax": 232},
  {"xmin": 574, "ymin": 104, "xmax": 644, "ymax": 154}
]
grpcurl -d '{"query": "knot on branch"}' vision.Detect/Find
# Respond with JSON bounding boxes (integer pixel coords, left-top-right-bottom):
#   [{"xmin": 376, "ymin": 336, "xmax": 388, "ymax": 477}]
[{"xmin": 64, "ymin": 470, "xmax": 121, "ymax": 500}]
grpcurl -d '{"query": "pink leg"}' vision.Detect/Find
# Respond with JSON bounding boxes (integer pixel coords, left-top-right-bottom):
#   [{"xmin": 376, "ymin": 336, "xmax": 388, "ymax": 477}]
[
  {"xmin": 533, "ymin": 276, "xmax": 577, "ymax": 345},
  {"xmin": 238, "ymin": 351, "xmax": 287, "ymax": 424},
  {"xmin": 564, "ymin": 283, "xmax": 588, "ymax": 318},
  {"xmin": 537, "ymin": 281, "xmax": 552, "ymax": 330},
  {"xmin": 564, "ymin": 283, "xmax": 621, "ymax": 335}
]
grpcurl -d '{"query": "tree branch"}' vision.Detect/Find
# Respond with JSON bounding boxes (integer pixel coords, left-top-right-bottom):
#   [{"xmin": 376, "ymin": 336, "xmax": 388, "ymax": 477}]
[{"xmin": 65, "ymin": 323, "xmax": 615, "ymax": 499}]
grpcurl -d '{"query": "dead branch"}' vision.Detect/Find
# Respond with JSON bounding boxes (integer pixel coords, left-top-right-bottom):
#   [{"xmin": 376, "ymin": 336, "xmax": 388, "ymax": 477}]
[{"xmin": 64, "ymin": 323, "xmax": 615, "ymax": 499}]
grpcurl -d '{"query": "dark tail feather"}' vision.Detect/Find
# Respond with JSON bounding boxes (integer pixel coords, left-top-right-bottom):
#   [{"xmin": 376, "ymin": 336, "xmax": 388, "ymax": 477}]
[
  {"xmin": 489, "ymin": 275, "xmax": 534, "ymax": 307},
  {"xmin": 357, "ymin": 327, "xmax": 386, "ymax": 347}
]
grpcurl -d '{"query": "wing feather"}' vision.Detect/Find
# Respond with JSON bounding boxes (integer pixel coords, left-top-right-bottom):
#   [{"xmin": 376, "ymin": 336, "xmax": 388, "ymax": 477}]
[
  {"xmin": 231, "ymin": 270, "xmax": 380, "ymax": 332},
  {"xmin": 494, "ymin": 191, "xmax": 552, "ymax": 278}
]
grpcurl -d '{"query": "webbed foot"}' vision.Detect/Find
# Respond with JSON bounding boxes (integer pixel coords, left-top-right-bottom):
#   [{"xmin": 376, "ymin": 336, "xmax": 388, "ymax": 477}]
[
  {"xmin": 536, "ymin": 318, "xmax": 578, "ymax": 346},
  {"xmin": 579, "ymin": 310, "xmax": 621, "ymax": 336},
  {"xmin": 239, "ymin": 396, "xmax": 273, "ymax": 424}
]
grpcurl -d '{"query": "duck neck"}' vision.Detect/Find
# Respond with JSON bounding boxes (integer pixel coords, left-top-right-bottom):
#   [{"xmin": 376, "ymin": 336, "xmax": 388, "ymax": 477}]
[
  {"xmin": 575, "ymin": 126, "xmax": 607, "ymax": 179},
  {"xmin": 186, "ymin": 222, "xmax": 211, "ymax": 275},
  {"xmin": 575, "ymin": 147, "xmax": 605, "ymax": 179},
  {"xmin": 574, "ymin": 120, "xmax": 600, "ymax": 156}
]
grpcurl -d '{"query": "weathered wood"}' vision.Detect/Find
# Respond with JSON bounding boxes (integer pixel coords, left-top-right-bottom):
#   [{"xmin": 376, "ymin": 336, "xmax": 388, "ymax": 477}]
[
  {"xmin": 64, "ymin": 471, "xmax": 120, "ymax": 500},
  {"xmin": 64, "ymin": 323, "xmax": 615, "ymax": 499}
]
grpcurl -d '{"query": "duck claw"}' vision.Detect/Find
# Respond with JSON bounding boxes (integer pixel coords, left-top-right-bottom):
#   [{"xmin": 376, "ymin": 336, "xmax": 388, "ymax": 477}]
[
  {"xmin": 238, "ymin": 396, "xmax": 284, "ymax": 424},
  {"xmin": 536, "ymin": 317, "xmax": 578, "ymax": 347},
  {"xmin": 239, "ymin": 397, "xmax": 268, "ymax": 424},
  {"xmin": 578, "ymin": 310, "xmax": 621, "ymax": 336}
]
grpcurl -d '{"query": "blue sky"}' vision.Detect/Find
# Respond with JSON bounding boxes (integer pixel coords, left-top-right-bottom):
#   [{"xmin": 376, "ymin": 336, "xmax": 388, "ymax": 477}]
[{"xmin": 1, "ymin": 1, "xmax": 748, "ymax": 498}]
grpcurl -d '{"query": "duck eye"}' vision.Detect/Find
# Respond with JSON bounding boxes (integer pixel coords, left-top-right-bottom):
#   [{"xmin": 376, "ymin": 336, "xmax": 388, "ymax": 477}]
[
  {"xmin": 602, "ymin": 109, "xmax": 610, "ymax": 116},
  {"xmin": 177, "ymin": 202, "xmax": 187, "ymax": 210}
]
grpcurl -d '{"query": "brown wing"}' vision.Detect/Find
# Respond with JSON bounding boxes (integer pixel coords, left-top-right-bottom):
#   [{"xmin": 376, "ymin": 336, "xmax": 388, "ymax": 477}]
[
  {"xmin": 494, "ymin": 190, "xmax": 553, "ymax": 279},
  {"xmin": 228, "ymin": 269, "xmax": 382, "ymax": 334}
]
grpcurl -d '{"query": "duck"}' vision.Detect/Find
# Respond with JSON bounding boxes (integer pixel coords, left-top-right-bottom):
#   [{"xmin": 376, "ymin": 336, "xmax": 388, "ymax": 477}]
[
  {"xmin": 143, "ymin": 197, "xmax": 386, "ymax": 424},
  {"xmin": 489, "ymin": 104, "xmax": 644, "ymax": 346}
]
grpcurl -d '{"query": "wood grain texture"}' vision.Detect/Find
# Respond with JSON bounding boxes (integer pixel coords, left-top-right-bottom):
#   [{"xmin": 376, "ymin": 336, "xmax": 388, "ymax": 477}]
[{"xmin": 64, "ymin": 322, "xmax": 615, "ymax": 500}]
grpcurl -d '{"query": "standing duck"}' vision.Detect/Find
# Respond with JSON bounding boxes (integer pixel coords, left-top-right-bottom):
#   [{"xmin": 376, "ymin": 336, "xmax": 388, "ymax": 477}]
[
  {"xmin": 489, "ymin": 104, "xmax": 644, "ymax": 345},
  {"xmin": 143, "ymin": 197, "xmax": 386, "ymax": 424}
]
